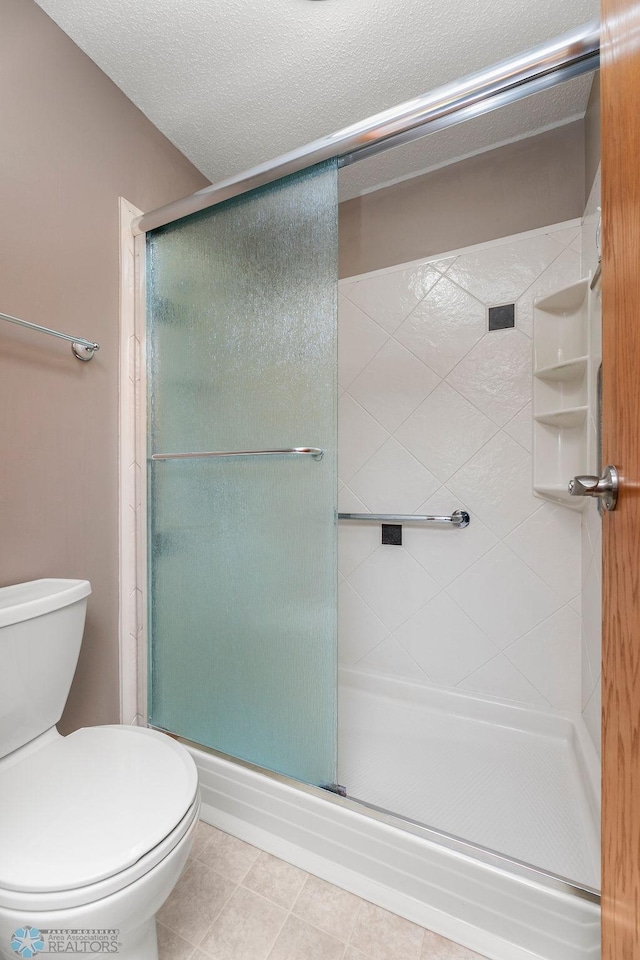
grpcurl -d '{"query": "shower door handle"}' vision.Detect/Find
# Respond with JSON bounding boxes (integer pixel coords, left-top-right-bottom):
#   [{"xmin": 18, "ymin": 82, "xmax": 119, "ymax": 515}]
[{"xmin": 568, "ymin": 464, "xmax": 619, "ymax": 511}]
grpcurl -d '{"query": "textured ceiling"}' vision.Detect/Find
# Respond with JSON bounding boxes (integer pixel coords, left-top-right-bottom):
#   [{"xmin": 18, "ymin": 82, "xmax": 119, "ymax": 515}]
[{"xmin": 34, "ymin": 0, "xmax": 598, "ymax": 200}]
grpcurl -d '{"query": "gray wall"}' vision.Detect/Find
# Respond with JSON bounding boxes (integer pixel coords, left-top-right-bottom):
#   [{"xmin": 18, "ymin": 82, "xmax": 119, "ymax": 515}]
[
  {"xmin": 584, "ymin": 72, "xmax": 601, "ymax": 203},
  {"xmin": 339, "ymin": 121, "xmax": 586, "ymax": 278},
  {"xmin": 0, "ymin": 0, "xmax": 208, "ymax": 733}
]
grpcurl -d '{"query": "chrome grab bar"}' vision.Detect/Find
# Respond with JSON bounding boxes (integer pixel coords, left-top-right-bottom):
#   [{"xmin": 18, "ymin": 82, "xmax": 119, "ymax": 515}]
[
  {"xmin": 338, "ymin": 510, "xmax": 470, "ymax": 528},
  {"xmin": 0, "ymin": 310, "xmax": 100, "ymax": 361},
  {"xmin": 151, "ymin": 447, "xmax": 324, "ymax": 461}
]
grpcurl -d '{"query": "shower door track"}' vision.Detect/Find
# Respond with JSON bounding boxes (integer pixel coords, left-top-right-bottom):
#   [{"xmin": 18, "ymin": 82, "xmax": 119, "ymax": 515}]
[{"xmin": 151, "ymin": 725, "xmax": 599, "ymax": 906}]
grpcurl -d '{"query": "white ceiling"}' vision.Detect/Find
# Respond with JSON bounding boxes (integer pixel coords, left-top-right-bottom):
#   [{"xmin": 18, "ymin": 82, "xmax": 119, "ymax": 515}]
[{"xmin": 34, "ymin": 0, "xmax": 599, "ymax": 201}]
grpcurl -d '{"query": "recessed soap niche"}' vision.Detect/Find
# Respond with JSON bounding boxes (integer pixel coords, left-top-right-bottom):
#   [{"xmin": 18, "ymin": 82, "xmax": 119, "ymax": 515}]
[{"xmin": 533, "ymin": 276, "xmax": 601, "ymax": 509}]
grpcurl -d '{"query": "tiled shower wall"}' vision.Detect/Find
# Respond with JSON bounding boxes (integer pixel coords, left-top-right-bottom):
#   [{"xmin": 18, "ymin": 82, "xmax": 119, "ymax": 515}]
[{"xmin": 338, "ymin": 223, "xmax": 585, "ymax": 713}]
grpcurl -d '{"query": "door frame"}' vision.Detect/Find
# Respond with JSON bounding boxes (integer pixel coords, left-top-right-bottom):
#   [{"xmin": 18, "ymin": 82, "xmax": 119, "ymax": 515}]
[
  {"xmin": 118, "ymin": 197, "xmax": 147, "ymax": 726},
  {"xmin": 600, "ymin": 0, "xmax": 640, "ymax": 952}
]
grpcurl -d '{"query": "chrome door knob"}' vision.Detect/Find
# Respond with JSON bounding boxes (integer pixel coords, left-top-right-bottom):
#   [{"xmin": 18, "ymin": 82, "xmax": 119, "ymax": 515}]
[{"xmin": 568, "ymin": 464, "xmax": 619, "ymax": 511}]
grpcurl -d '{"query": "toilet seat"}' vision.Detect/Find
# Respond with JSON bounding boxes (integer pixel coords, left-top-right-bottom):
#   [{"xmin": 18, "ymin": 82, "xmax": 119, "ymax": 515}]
[{"xmin": 0, "ymin": 725, "xmax": 198, "ymax": 909}]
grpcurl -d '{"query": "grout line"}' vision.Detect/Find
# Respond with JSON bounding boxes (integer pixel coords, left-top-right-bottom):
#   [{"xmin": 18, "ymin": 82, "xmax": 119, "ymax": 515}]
[
  {"xmin": 353, "ymin": 630, "xmax": 433, "ymax": 683},
  {"xmin": 338, "ymin": 393, "xmax": 391, "ymax": 483},
  {"xmin": 339, "ymin": 326, "xmax": 391, "ymax": 394},
  {"xmin": 337, "ymin": 289, "xmax": 393, "ymax": 341},
  {"xmin": 453, "ymin": 647, "xmax": 504, "ymax": 688},
  {"xmin": 389, "ymin": 631, "xmax": 435, "ymax": 682},
  {"xmin": 499, "ymin": 650, "xmax": 553, "ymax": 708},
  {"xmin": 339, "ymin": 577, "xmax": 389, "ymax": 630},
  {"xmin": 516, "ymin": 237, "xmax": 582, "ymax": 303},
  {"xmin": 342, "ymin": 337, "xmax": 441, "ymax": 436},
  {"xmin": 502, "ymin": 518, "xmax": 578, "ymax": 610}
]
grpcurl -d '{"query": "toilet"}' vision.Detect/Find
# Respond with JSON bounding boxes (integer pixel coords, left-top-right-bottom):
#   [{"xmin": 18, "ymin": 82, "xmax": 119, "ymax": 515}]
[{"xmin": 0, "ymin": 579, "xmax": 199, "ymax": 960}]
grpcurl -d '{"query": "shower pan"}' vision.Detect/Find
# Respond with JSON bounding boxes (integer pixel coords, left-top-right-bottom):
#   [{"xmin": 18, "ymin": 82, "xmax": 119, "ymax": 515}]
[{"xmin": 128, "ymin": 22, "xmax": 602, "ymax": 960}]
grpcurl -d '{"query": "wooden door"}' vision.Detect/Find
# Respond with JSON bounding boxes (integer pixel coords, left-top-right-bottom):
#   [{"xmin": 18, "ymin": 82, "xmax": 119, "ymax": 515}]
[{"xmin": 600, "ymin": 0, "xmax": 640, "ymax": 954}]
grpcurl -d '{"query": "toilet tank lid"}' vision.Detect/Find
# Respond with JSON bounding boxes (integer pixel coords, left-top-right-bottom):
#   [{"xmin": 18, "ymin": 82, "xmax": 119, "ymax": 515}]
[{"xmin": 0, "ymin": 579, "xmax": 91, "ymax": 628}]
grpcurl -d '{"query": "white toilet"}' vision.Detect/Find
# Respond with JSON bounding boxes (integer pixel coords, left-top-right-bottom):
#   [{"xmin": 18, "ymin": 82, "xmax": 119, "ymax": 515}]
[{"xmin": 0, "ymin": 579, "xmax": 200, "ymax": 960}]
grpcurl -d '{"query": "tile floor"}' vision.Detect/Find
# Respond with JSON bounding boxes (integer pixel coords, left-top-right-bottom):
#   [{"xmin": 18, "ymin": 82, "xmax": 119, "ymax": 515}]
[{"xmin": 157, "ymin": 821, "xmax": 486, "ymax": 960}]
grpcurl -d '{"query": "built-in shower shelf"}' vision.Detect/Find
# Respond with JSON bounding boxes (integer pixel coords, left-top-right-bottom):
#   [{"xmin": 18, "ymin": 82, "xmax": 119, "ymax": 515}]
[
  {"xmin": 534, "ymin": 277, "xmax": 589, "ymax": 316},
  {"xmin": 534, "ymin": 357, "xmax": 588, "ymax": 382},
  {"xmin": 534, "ymin": 406, "xmax": 588, "ymax": 428},
  {"xmin": 532, "ymin": 277, "xmax": 598, "ymax": 509}
]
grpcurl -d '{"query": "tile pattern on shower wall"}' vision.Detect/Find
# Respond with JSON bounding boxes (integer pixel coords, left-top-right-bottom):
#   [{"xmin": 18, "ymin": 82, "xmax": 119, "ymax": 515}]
[{"xmin": 338, "ymin": 224, "xmax": 583, "ymax": 712}]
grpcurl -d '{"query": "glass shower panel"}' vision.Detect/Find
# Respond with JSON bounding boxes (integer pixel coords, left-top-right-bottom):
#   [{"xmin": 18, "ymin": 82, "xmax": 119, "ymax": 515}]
[{"xmin": 147, "ymin": 161, "xmax": 338, "ymax": 787}]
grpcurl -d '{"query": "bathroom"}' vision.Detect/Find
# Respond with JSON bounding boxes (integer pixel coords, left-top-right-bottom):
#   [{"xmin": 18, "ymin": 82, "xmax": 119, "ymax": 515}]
[{"xmin": 1, "ymin": 0, "xmax": 638, "ymax": 958}]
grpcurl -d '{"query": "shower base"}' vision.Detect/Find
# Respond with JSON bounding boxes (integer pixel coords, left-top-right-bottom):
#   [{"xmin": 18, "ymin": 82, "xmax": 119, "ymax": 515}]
[{"xmin": 338, "ymin": 669, "xmax": 600, "ymax": 890}]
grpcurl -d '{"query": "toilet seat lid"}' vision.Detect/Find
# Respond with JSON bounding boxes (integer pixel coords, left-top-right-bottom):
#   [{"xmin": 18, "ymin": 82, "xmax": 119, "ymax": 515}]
[{"xmin": 0, "ymin": 725, "xmax": 198, "ymax": 893}]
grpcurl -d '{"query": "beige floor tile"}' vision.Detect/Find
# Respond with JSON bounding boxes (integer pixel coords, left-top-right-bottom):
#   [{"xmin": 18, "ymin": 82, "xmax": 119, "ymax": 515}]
[
  {"xmin": 190, "ymin": 820, "xmax": 218, "ymax": 862},
  {"xmin": 350, "ymin": 902, "xmax": 424, "ymax": 960},
  {"xmin": 241, "ymin": 853, "xmax": 308, "ymax": 909},
  {"xmin": 198, "ymin": 887, "xmax": 287, "ymax": 960},
  {"xmin": 197, "ymin": 827, "xmax": 261, "ymax": 883},
  {"xmin": 158, "ymin": 860, "xmax": 237, "ymax": 944},
  {"xmin": 293, "ymin": 874, "xmax": 362, "ymax": 941},
  {"xmin": 421, "ymin": 931, "xmax": 486, "ymax": 959},
  {"xmin": 343, "ymin": 949, "xmax": 370, "ymax": 960},
  {"xmin": 157, "ymin": 922, "xmax": 195, "ymax": 960},
  {"xmin": 267, "ymin": 915, "xmax": 346, "ymax": 960}
]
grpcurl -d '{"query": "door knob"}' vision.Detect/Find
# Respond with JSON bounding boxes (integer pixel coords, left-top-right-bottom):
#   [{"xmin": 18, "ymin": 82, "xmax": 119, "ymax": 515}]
[{"xmin": 568, "ymin": 464, "xmax": 619, "ymax": 511}]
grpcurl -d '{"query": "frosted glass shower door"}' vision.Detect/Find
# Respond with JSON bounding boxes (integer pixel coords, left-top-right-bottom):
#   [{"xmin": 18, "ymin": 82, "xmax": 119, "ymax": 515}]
[{"xmin": 147, "ymin": 161, "xmax": 338, "ymax": 787}]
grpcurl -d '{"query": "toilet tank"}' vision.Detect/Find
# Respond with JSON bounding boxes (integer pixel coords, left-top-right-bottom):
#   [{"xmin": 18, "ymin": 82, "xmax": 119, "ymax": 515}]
[{"xmin": 0, "ymin": 579, "xmax": 92, "ymax": 759}]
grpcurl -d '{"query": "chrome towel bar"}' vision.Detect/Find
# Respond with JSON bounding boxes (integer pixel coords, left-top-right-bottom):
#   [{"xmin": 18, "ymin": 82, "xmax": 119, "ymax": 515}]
[
  {"xmin": 0, "ymin": 310, "xmax": 100, "ymax": 361},
  {"xmin": 338, "ymin": 510, "xmax": 470, "ymax": 528},
  {"xmin": 152, "ymin": 447, "xmax": 324, "ymax": 461}
]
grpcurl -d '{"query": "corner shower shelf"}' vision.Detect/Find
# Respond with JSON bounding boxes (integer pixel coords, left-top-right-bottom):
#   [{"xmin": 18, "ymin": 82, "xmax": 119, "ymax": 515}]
[
  {"xmin": 532, "ymin": 277, "xmax": 599, "ymax": 509},
  {"xmin": 534, "ymin": 406, "xmax": 588, "ymax": 428},
  {"xmin": 534, "ymin": 356, "xmax": 588, "ymax": 382}
]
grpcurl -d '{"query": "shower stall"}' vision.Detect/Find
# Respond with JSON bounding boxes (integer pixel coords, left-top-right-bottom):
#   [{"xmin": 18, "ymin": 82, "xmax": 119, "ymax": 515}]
[{"xmin": 125, "ymin": 22, "xmax": 602, "ymax": 960}]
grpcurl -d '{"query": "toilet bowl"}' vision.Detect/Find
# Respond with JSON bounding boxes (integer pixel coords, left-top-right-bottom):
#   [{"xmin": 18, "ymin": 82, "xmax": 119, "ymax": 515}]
[{"xmin": 0, "ymin": 580, "xmax": 200, "ymax": 960}]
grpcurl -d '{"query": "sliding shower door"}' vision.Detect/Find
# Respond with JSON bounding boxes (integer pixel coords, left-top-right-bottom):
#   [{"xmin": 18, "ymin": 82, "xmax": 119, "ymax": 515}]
[{"xmin": 146, "ymin": 161, "xmax": 338, "ymax": 787}]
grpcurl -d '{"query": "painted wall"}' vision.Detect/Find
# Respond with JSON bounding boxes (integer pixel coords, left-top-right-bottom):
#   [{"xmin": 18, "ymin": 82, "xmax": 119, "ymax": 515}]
[
  {"xmin": 584, "ymin": 72, "xmax": 601, "ymax": 204},
  {"xmin": 338, "ymin": 122, "xmax": 586, "ymax": 279},
  {"xmin": 338, "ymin": 223, "xmax": 584, "ymax": 712},
  {"xmin": 0, "ymin": 0, "xmax": 208, "ymax": 733}
]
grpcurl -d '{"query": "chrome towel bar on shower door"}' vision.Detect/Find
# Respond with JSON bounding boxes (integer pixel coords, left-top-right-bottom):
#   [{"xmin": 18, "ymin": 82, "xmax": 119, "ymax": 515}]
[
  {"xmin": 338, "ymin": 510, "xmax": 470, "ymax": 528},
  {"xmin": 151, "ymin": 447, "xmax": 324, "ymax": 461}
]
